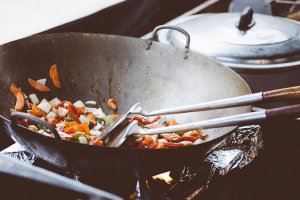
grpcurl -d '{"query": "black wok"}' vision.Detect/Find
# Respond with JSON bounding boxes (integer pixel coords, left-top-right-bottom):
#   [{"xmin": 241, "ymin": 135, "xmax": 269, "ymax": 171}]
[{"xmin": 0, "ymin": 28, "xmax": 251, "ymax": 177}]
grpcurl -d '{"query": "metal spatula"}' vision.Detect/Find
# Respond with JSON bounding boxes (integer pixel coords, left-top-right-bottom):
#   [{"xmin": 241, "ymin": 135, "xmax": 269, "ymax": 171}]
[
  {"xmin": 100, "ymin": 86, "xmax": 300, "ymax": 141},
  {"xmin": 107, "ymin": 104, "xmax": 300, "ymax": 147}
]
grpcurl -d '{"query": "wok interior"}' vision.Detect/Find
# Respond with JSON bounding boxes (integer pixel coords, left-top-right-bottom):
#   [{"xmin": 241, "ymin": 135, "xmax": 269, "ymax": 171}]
[{"xmin": 0, "ymin": 33, "xmax": 251, "ymax": 142}]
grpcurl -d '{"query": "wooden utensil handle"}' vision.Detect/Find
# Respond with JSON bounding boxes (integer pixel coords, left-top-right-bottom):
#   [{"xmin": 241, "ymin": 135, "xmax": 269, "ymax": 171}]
[
  {"xmin": 263, "ymin": 86, "xmax": 300, "ymax": 101},
  {"xmin": 266, "ymin": 104, "xmax": 300, "ymax": 119}
]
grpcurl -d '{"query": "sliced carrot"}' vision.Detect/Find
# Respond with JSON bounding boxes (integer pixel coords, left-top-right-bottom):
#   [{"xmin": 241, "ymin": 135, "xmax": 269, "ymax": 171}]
[
  {"xmin": 108, "ymin": 98, "xmax": 118, "ymax": 111},
  {"xmin": 28, "ymin": 104, "xmax": 45, "ymax": 117},
  {"xmin": 79, "ymin": 123, "xmax": 90, "ymax": 135},
  {"xmin": 166, "ymin": 118, "xmax": 178, "ymax": 126},
  {"xmin": 28, "ymin": 78, "xmax": 51, "ymax": 92},
  {"xmin": 15, "ymin": 92, "xmax": 25, "ymax": 111},
  {"xmin": 87, "ymin": 113, "xmax": 96, "ymax": 124},
  {"xmin": 49, "ymin": 64, "xmax": 61, "ymax": 88},
  {"xmin": 10, "ymin": 83, "xmax": 22, "ymax": 98}
]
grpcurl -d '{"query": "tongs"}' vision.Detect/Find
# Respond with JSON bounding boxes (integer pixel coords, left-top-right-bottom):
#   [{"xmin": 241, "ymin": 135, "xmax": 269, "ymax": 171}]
[{"xmin": 103, "ymin": 86, "xmax": 300, "ymax": 147}]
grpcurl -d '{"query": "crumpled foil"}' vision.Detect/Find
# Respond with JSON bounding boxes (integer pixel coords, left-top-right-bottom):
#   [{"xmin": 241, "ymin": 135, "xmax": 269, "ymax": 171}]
[
  {"xmin": 1, "ymin": 125, "xmax": 263, "ymax": 200},
  {"xmin": 135, "ymin": 125, "xmax": 263, "ymax": 200},
  {"xmin": 0, "ymin": 143, "xmax": 36, "ymax": 165}
]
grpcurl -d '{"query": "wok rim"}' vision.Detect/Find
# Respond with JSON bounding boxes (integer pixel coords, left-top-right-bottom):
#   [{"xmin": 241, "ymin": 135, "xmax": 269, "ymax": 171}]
[{"xmin": 0, "ymin": 32, "xmax": 252, "ymax": 153}]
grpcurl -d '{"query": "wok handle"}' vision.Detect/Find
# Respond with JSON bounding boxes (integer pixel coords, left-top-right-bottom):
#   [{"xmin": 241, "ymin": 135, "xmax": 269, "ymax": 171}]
[
  {"xmin": 147, "ymin": 25, "xmax": 190, "ymax": 58},
  {"xmin": 263, "ymin": 86, "xmax": 300, "ymax": 101},
  {"xmin": 145, "ymin": 85, "xmax": 300, "ymax": 117},
  {"xmin": 139, "ymin": 104, "xmax": 300, "ymax": 135},
  {"xmin": 10, "ymin": 112, "xmax": 61, "ymax": 140},
  {"xmin": 266, "ymin": 104, "xmax": 300, "ymax": 119}
]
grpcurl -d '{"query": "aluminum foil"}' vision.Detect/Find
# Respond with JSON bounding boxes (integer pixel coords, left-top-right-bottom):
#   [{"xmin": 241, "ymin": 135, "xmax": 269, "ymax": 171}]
[
  {"xmin": 0, "ymin": 143, "xmax": 36, "ymax": 165},
  {"xmin": 137, "ymin": 125, "xmax": 263, "ymax": 200},
  {"xmin": 0, "ymin": 125, "xmax": 263, "ymax": 200}
]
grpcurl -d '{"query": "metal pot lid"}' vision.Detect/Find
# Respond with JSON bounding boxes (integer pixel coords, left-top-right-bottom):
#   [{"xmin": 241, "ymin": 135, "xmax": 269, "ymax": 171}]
[{"xmin": 158, "ymin": 8, "xmax": 300, "ymax": 69}]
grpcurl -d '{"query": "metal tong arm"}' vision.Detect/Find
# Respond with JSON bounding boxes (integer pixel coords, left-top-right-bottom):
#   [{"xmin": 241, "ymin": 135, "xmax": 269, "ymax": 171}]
[
  {"xmin": 144, "ymin": 86, "xmax": 300, "ymax": 116},
  {"xmin": 138, "ymin": 104, "xmax": 300, "ymax": 135}
]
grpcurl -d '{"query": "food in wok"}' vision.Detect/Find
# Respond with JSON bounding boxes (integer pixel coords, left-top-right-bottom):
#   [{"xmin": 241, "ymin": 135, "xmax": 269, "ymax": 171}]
[{"xmin": 10, "ymin": 64, "xmax": 207, "ymax": 149}]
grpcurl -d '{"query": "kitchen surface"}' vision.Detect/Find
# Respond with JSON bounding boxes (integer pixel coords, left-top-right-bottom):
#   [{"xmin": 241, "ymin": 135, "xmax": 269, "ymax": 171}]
[{"xmin": 0, "ymin": 0, "xmax": 300, "ymax": 199}]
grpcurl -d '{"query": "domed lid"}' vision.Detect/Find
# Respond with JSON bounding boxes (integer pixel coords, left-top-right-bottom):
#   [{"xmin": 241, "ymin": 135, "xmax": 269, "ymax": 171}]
[{"xmin": 158, "ymin": 8, "xmax": 300, "ymax": 69}]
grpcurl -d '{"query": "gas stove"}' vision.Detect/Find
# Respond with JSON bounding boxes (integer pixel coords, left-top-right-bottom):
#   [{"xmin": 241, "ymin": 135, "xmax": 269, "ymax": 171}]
[{"xmin": 0, "ymin": 0, "xmax": 299, "ymax": 200}]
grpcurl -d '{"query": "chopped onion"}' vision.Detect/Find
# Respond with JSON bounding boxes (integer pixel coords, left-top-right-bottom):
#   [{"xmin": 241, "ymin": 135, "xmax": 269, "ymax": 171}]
[
  {"xmin": 183, "ymin": 131, "xmax": 193, "ymax": 137},
  {"xmin": 78, "ymin": 136, "xmax": 88, "ymax": 144},
  {"xmin": 29, "ymin": 93, "xmax": 39, "ymax": 104},
  {"xmin": 57, "ymin": 106, "xmax": 69, "ymax": 117},
  {"xmin": 46, "ymin": 111, "xmax": 57, "ymax": 120},
  {"xmin": 79, "ymin": 115, "xmax": 90, "ymax": 125},
  {"xmin": 93, "ymin": 108, "xmax": 106, "ymax": 117},
  {"xmin": 92, "ymin": 123, "xmax": 103, "ymax": 130},
  {"xmin": 73, "ymin": 100, "xmax": 85, "ymax": 108},
  {"xmin": 179, "ymin": 141, "xmax": 194, "ymax": 146},
  {"xmin": 40, "ymin": 99, "xmax": 48, "ymax": 104},
  {"xmin": 151, "ymin": 134, "xmax": 158, "ymax": 142},
  {"xmin": 37, "ymin": 102, "xmax": 52, "ymax": 113},
  {"xmin": 56, "ymin": 122, "xmax": 65, "ymax": 129},
  {"xmin": 85, "ymin": 101, "xmax": 97, "ymax": 105},
  {"xmin": 84, "ymin": 107, "xmax": 97, "ymax": 113},
  {"xmin": 157, "ymin": 139, "xmax": 168, "ymax": 143},
  {"xmin": 90, "ymin": 130, "xmax": 102, "ymax": 137},
  {"xmin": 37, "ymin": 78, "xmax": 46, "ymax": 85},
  {"xmin": 58, "ymin": 130, "xmax": 72, "ymax": 138},
  {"xmin": 50, "ymin": 98, "xmax": 61, "ymax": 107},
  {"xmin": 194, "ymin": 139, "xmax": 204, "ymax": 145},
  {"xmin": 28, "ymin": 125, "xmax": 38, "ymax": 131}
]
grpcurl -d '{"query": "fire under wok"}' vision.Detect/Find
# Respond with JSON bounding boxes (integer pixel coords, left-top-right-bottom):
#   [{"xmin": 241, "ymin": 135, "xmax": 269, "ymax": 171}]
[{"xmin": 0, "ymin": 27, "xmax": 252, "ymax": 177}]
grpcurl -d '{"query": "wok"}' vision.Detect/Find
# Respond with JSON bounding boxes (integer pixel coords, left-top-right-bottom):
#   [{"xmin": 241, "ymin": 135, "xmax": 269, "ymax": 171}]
[{"xmin": 0, "ymin": 26, "xmax": 251, "ymax": 177}]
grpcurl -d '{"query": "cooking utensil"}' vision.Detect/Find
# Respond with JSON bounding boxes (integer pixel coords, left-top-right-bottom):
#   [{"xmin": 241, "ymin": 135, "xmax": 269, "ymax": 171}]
[
  {"xmin": 0, "ymin": 154, "xmax": 121, "ymax": 200},
  {"xmin": 157, "ymin": 8, "xmax": 300, "ymax": 96},
  {"xmin": 0, "ymin": 28, "xmax": 253, "ymax": 177},
  {"xmin": 107, "ymin": 104, "xmax": 300, "ymax": 147},
  {"xmin": 101, "ymin": 85, "xmax": 300, "ymax": 140}
]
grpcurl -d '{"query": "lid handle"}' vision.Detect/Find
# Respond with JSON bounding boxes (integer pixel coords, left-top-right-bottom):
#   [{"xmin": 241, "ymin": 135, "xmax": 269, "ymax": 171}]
[{"xmin": 236, "ymin": 7, "xmax": 255, "ymax": 31}]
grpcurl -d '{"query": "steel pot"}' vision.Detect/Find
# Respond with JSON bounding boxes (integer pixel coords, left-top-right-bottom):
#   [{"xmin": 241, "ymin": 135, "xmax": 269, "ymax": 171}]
[{"xmin": 157, "ymin": 8, "xmax": 300, "ymax": 104}]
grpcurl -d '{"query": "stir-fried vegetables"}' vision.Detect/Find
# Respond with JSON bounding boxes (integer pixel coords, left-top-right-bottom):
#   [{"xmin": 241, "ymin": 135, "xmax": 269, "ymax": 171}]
[
  {"xmin": 125, "ymin": 116, "xmax": 207, "ymax": 149},
  {"xmin": 22, "ymin": 96, "xmax": 118, "ymax": 146},
  {"xmin": 49, "ymin": 64, "xmax": 61, "ymax": 88},
  {"xmin": 28, "ymin": 78, "xmax": 51, "ymax": 92},
  {"xmin": 10, "ymin": 63, "xmax": 207, "ymax": 148},
  {"xmin": 108, "ymin": 97, "xmax": 118, "ymax": 111}
]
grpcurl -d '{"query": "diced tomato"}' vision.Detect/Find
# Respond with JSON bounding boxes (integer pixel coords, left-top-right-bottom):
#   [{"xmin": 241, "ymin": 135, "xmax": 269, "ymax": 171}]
[
  {"xmin": 69, "ymin": 112, "xmax": 81, "ymax": 123},
  {"xmin": 21, "ymin": 119, "xmax": 36, "ymax": 126},
  {"xmin": 48, "ymin": 118, "xmax": 59, "ymax": 126},
  {"xmin": 138, "ymin": 135, "xmax": 154, "ymax": 148},
  {"xmin": 89, "ymin": 137, "xmax": 103, "ymax": 146},
  {"xmin": 164, "ymin": 142, "xmax": 183, "ymax": 148},
  {"xmin": 76, "ymin": 107, "xmax": 84, "ymax": 115},
  {"xmin": 66, "ymin": 104, "xmax": 78, "ymax": 115},
  {"xmin": 146, "ymin": 143, "xmax": 158, "ymax": 149},
  {"xmin": 176, "ymin": 136, "xmax": 197, "ymax": 142}
]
